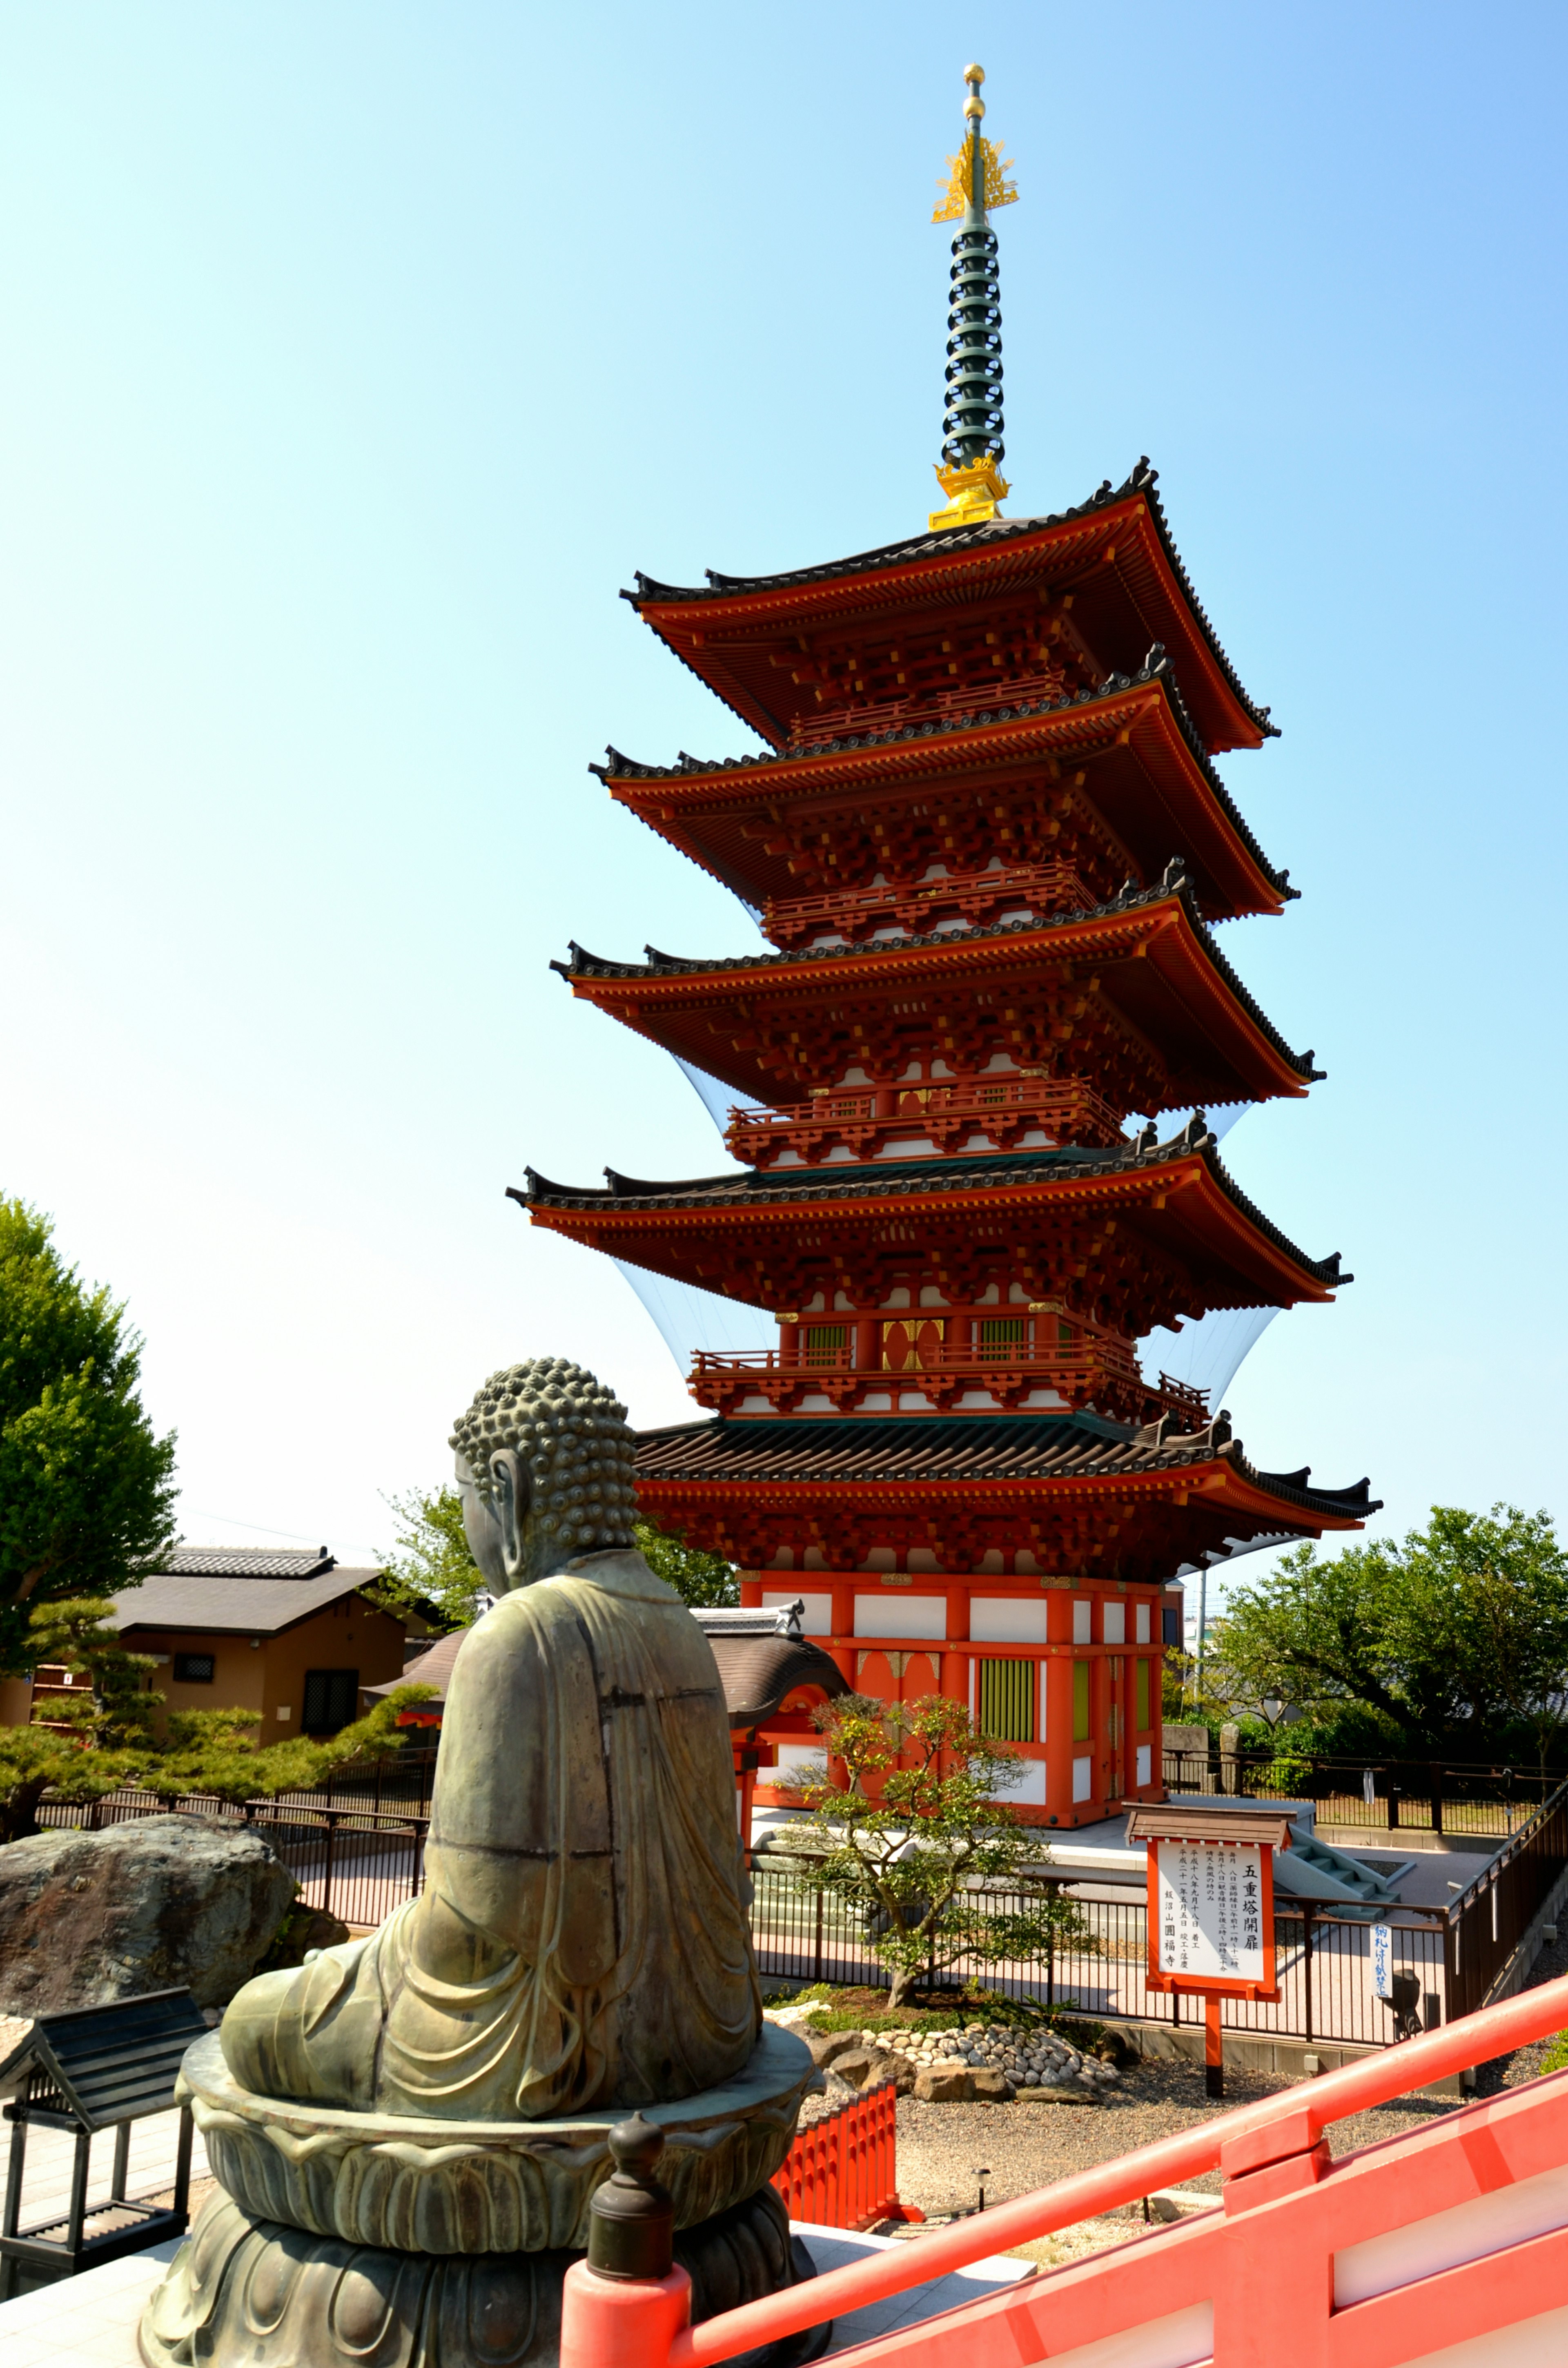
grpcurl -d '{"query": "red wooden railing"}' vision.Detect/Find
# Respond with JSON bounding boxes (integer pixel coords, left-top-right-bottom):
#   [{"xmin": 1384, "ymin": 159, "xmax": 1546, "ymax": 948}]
[
  {"xmin": 763, "ymin": 862, "xmax": 1098, "ymax": 949},
  {"xmin": 690, "ymin": 1340, "xmax": 1207, "ymax": 1426},
  {"xmin": 724, "ymin": 1075, "xmax": 1126, "ymax": 1165},
  {"xmin": 769, "ymin": 2082, "xmax": 920, "ymax": 2232},
  {"xmin": 561, "ymin": 1973, "xmax": 1568, "ymax": 2368}
]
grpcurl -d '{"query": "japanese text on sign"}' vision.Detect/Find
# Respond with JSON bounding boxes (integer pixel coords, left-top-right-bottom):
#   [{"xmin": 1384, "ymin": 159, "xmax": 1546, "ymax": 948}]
[{"xmin": 1155, "ymin": 1840, "xmax": 1268, "ymax": 1983}]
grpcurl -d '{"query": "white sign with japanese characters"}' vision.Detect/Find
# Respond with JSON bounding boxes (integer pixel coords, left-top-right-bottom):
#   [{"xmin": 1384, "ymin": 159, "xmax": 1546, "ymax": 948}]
[{"xmin": 1154, "ymin": 1840, "xmax": 1268, "ymax": 1983}]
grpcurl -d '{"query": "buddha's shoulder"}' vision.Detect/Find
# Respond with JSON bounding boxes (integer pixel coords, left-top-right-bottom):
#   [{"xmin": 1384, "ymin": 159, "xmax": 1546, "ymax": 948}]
[{"xmin": 480, "ymin": 1551, "xmax": 684, "ymax": 1634}]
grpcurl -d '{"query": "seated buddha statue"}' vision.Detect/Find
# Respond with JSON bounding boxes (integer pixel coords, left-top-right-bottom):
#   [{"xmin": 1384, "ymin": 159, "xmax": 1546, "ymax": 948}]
[{"xmin": 220, "ymin": 1357, "xmax": 760, "ymax": 2121}]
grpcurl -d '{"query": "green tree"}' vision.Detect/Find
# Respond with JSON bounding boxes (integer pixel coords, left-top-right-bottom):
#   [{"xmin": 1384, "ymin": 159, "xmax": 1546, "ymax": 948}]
[
  {"xmin": 0, "ymin": 1199, "xmax": 177, "ymax": 1671},
  {"xmin": 634, "ymin": 1519, "xmax": 737, "ymax": 1608},
  {"xmin": 373, "ymin": 1486, "xmax": 486, "ymax": 1630},
  {"xmin": 0, "ymin": 1596, "xmax": 435, "ymax": 1843},
  {"xmin": 779, "ymin": 1693, "xmax": 1094, "ymax": 2011},
  {"xmin": 1216, "ymin": 1506, "xmax": 1568, "ymax": 1767}
]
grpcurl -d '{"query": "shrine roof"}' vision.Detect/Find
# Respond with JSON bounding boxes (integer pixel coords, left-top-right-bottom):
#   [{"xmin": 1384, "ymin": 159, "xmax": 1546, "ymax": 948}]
[
  {"xmin": 591, "ymin": 651, "xmax": 1292, "ymax": 921},
  {"xmin": 632, "ymin": 1410, "xmax": 1377, "ymax": 1527},
  {"xmin": 517, "ymin": 1114, "xmax": 1350, "ymax": 1298},
  {"xmin": 554, "ymin": 870, "xmax": 1320, "ymax": 1094},
  {"xmin": 623, "ymin": 463, "xmax": 1276, "ymax": 756}
]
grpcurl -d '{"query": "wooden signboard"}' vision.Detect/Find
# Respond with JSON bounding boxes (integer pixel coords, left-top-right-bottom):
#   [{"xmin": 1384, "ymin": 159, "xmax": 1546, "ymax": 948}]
[{"xmin": 1126, "ymin": 1805, "xmax": 1292, "ymax": 2096}]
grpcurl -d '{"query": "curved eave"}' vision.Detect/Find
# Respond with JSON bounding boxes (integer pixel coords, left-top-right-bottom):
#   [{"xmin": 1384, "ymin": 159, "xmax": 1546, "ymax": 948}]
[
  {"xmin": 553, "ymin": 887, "xmax": 1318, "ymax": 1110},
  {"xmin": 596, "ymin": 664, "xmax": 1289, "ymax": 925},
  {"xmin": 513, "ymin": 1137, "xmax": 1349, "ymax": 1309},
  {"xmin": 621, "ymin": 467, "xmax": 1274, "ymax": 756},
  {"xmin": 633, "ymin": 1423, "xmax": 1374, "ymax": 1534}
]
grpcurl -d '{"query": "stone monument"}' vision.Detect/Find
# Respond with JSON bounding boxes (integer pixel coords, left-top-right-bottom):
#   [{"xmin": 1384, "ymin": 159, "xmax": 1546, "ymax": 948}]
[{"xmin": 140, "ymin": 1358, "xmax": 820, "ymax": 2368}]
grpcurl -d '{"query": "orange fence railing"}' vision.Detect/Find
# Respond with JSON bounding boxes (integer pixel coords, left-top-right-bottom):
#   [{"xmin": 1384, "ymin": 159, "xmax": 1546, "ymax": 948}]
[{"xmin": 768, "ymin": 2082, "xmax": 920, "ymax": 2232}]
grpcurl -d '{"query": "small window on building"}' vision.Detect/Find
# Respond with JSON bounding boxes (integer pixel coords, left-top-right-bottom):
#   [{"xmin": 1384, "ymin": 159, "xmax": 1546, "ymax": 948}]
[
  {"xmin": 978, "ymin": 1657, "xmax": 1035, "ymax": 1743},
  {"xmin": 302, "ymin": 1668, "xmax": 360, "ymax": 1735},
  {"xmin": 1136, "ymin": 1658, "xmax": 1152, "ymax": 1732},
  {"xmin": 173, "ymin": 1652, "xmax": 215, "ymax": 1684},
  {"xmin": 804, "ymin": 1324, "xmax": 846, "ymax": 1367},
  {"xmin": 1072, "ymin": 1659, "xmax": 1091, "ymax": 1742},
  {"xmin": 1162, "ymin": 1606, "xmax": 1182, "ymax": 1648},
  {"xmin": 1071, "ymin": 1597, "xmax": 1091, "ymax": 1644},
  {"xmin": 1103, "ymin": 1600, "xmax": 1126, "ymax": 1645},
  {"xmin": 1135, "ymin": 1602, "xmax": 1151, "ymax": 1646}
]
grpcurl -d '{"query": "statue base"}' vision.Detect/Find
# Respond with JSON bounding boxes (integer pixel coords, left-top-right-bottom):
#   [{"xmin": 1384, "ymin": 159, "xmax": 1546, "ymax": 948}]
[
  {"xmin": 138, "ymin": 2183, "xmax": 831, "ymax": 2368},
  {"xmin": 173, "ymin": 2025, "xmax": 816, "ymax": 2254}
]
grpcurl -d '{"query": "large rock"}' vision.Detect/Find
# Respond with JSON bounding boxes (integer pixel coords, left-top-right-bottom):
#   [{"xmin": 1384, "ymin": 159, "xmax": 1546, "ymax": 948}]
[
  {"xmin": 969, "ymin": 2067, "xmax": 1014, "ymax": 2102},
  {"xmin": 830, "ymin": 2045, "xmax": 914, "ymax": 2096},
  {"xmin": 912, "ymin": 2064, "xmax": 973, "ymax": 2103},
  {"xmin": 805, "ymin": 2027, "xmax": 864, "ymax": 2071},
  {"xmin": 0, "ymin": 1815, "xmax": 295, "ymax": 2013}
]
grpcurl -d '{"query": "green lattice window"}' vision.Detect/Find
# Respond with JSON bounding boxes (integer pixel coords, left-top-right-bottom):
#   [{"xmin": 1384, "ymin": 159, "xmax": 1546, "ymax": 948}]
[
  {"xmin": 977, "ymin": 1317, "xmax": 1024, "ymax": 1363},
  {"xmin": 978, "ymin": 1657, "xmax": 1035, "ymax": 1743},
  {"xmin": 804, "ymin": 1324, "xmax": 846, "ymax": 1367},
  {"xmin": 1072, "ymin": 1659, "xmax": 1092, "ymax": 1742}
]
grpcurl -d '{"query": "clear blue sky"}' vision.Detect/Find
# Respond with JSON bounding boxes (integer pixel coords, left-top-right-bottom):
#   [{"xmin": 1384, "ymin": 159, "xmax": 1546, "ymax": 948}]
[{"xmin": 2, "ymin": 2, "xmax": 1563, "ymax": 1574}]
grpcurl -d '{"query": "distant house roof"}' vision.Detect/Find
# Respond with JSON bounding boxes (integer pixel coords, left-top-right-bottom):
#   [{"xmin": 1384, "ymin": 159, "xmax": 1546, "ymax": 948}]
[
  {"xmin": 162, "ymin": 1546, "xmax": 336, "ymax": 1579},
  {"xmin": 368, "ymin": 1603, "xmax": 849, "ymax": 1729},
  {"xmin": 111, "ymin": 1567, "xmax": 387, "ymax": 1639}
]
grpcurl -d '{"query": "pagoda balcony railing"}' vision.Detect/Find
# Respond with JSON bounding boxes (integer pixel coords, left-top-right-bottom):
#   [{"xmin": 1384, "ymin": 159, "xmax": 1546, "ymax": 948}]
[
  {"xmin": 783, "ymin": 665, "xmax": 1083, "ymax": 751},
  {"xmin": 763, "ymin": 861, "xmax": 1098, "ymax": 950},
  {"xmin": 726, "ymin": 1074, "xmax": 1126, "ymax": 1165},
  {"xmin": 688, "ymin": 1337, "xmax": 1209, "ymax": 1427}
]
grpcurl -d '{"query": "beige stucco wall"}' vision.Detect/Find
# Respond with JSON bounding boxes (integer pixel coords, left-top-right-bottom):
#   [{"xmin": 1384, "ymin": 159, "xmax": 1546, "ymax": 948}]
[{"xmin": 121, "ymin": 1594, "xmax": 407, "ymax": 1737}]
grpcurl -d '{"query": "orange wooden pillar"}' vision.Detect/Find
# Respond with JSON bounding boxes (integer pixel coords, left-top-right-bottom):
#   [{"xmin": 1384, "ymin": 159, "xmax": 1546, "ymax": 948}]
[{"xmin": 1043, "ymin": 1646, "xmax": 1077, "ymax": 1822}]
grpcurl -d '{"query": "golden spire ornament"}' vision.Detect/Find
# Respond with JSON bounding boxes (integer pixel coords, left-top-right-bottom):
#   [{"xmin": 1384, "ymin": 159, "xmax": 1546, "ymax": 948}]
[{"xmin": 929, "ymin": 63, "xmax": 1018, "ymax": 532}]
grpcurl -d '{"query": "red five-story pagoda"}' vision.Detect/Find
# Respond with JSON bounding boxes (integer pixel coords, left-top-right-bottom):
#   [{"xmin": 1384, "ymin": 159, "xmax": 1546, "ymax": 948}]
[{"xmin": 518, "ymin": 67, "xmax": 1378, "ymax": 1826}]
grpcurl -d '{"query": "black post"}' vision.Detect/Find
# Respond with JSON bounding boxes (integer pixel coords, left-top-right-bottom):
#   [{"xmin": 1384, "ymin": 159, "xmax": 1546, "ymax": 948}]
[
  {"xmin": 172, "ymin": 2102, "xmax": 195, "ymax": 2223},
  {"xmin": 322, "ymin": 1812, "xmax": 338, "ymax": 1923},
  {"xmin": 587, "ymin": 2117, "xmax": 674, "ymax": 2281},
  {"xmin": 66, "ymin": 2126, "xmax": 92, "ymax": 2263},
  {"xmin": 813, "ymin": 1888, "xmax": 824, "ymax": 1985},
  {"xmin": 110, "ymin": 2119, "xmax": 131, "ymax": 2204},
  {"xmin": 1388, "ymin": 1777, "xmax": 1402, "ymax": 1832},
  {"xmin": 1430, "ymin": 1765, "xmax": 1444, "ymax": 1839},
  {"xmin": 1302, "ymin": 1906, "xmax": 1315, "ymax": 2043}
]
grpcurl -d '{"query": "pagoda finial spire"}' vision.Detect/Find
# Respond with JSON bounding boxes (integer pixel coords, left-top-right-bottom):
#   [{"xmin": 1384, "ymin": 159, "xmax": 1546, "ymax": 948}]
[{"xmin": 929, "ymin": 63, "xmax": 1018, "ymax": 533}]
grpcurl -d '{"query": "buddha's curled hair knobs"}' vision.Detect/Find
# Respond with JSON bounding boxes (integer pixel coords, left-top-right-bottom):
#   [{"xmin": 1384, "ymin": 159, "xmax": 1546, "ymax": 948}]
[{"xmin": 450, "ymin": 1357, "xmax": 637, "ymax": 1543}]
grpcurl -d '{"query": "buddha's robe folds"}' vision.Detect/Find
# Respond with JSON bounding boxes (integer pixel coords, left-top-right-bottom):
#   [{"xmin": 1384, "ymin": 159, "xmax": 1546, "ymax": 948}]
[{"xmin": 221, "ymin": 1550, "xmax": 760, "ymax": 2119}]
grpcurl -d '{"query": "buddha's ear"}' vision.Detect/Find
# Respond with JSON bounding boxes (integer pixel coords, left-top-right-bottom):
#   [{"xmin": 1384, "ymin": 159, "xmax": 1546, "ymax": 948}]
[{"xmin": 488, "ymin": 1449, "xmax": 530, "ymax": 1583}]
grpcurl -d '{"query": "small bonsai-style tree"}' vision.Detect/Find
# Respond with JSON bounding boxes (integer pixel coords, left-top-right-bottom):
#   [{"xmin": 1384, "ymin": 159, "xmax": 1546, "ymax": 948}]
[
  {"xmin": 779, "ymin": 1692, "xmax": 1094, "ymax": 2011},
  {"xmin": 0, "ymin": 1595, "xmax": 434, "ymax": 1843}
]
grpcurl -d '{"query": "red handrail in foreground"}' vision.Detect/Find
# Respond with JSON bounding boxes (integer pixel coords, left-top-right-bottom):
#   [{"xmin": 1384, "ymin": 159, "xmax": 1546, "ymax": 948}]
[{"xmin": 650, "ymin": 1972, "xmax": 1568, "ymax": 2368}]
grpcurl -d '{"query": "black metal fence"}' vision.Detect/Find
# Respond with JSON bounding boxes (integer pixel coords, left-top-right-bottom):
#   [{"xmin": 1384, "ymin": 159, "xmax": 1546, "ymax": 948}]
[
  {"xmin": 748, "ymin": 1863, "xmax": 1452, "ymax": 2047},
  {"xmin": 31, "ymin": 1765, "xmax": 1568, "ymax": 2052},
  {"xmin": 1161, "ymin": 1748, "xmax": 1557, "ymax": 1840}
]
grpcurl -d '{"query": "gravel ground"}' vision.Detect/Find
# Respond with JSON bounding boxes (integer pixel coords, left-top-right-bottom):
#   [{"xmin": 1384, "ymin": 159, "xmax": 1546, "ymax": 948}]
[{"xmin": 884, "ymin": 1926, "xmax": 1568, "ymax": 2265}]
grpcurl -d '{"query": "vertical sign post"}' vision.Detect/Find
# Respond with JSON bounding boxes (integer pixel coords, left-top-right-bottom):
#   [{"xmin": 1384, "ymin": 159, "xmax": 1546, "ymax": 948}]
[{"xmin": 1127, "ymin": 1806, "xmax": 1291, "ymax": 2098}]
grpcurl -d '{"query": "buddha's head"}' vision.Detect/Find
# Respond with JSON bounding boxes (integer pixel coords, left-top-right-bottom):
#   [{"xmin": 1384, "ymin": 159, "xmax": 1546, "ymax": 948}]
[{"xmin": 450, "ymin": 1357, "xmax": 639, "ymax": 1591}]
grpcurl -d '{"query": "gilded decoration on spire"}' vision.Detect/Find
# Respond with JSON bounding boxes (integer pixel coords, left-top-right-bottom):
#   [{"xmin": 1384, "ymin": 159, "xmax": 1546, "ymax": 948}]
[{"xmin": 929, "ymin": 64, "xmax": 1015, "ymax": 532}]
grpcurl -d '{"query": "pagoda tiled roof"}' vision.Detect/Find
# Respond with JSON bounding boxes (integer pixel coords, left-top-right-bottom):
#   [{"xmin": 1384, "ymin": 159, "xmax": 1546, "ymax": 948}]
[
  {"xmin": 589, "ymin": 650, "xmax": 1293, "ymax": 912},
  {"xmin": 517, "ymin": 1112, "xmax": 1351, "ymax": 1295},
  {"xmin": 623, "ymin": 462, "xmax": 1277, "ymax": 754},
  {"xmin": 632, "ymin": 1410, "xmax": 1377, "ymax": 1526},
  {"xmin": 553, "ymin": 868, "xmax": 1321, "ymax": 1088}
]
